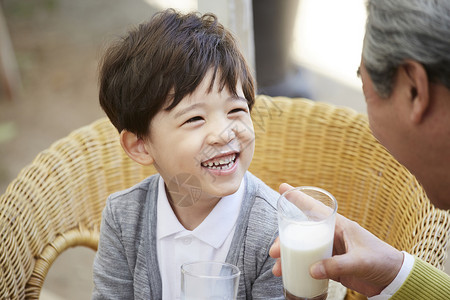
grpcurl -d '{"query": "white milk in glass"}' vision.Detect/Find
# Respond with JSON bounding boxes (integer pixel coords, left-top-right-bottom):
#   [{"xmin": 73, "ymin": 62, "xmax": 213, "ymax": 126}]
[
  {"xmin": 181, "ymin": 261, "xmax": 239, "ymax": 300},
  {"xmin": 280, "ymin": 222, "xmax": 333, "ymax": 298}
]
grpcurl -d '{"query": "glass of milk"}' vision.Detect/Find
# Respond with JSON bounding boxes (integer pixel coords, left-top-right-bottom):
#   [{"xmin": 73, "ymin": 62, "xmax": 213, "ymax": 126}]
[
  {"xmin": 277, "ymin": 186, "xmax": 337, "ymax": 300},
  {"xmin": 181, "ymin": 261, "xmax": 240, "ymax": 300}
]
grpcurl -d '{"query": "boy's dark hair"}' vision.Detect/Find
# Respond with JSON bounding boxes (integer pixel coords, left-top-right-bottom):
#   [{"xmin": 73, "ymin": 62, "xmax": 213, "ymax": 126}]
[{"xmin": 99, "ymin": 9, "xmax": 255, "ymax": 138}]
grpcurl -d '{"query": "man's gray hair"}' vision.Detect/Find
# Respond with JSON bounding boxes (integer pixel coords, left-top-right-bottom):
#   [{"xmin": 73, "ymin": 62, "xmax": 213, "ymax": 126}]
[{"xmin": 363, "ymin": 0, "xmax": 450, "ymax": 98}]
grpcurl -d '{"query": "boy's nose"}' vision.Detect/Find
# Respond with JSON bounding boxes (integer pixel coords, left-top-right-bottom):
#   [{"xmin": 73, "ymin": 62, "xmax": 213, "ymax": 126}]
[{"xmin": 206, "ymin": 120, "xmax": 236, "ymax": 145}]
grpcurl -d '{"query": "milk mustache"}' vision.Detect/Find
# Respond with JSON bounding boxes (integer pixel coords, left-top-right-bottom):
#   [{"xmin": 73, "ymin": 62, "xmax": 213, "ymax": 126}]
[{"xmin": 280, "ymin": 222, "xmax": 333, "ymax": 299}]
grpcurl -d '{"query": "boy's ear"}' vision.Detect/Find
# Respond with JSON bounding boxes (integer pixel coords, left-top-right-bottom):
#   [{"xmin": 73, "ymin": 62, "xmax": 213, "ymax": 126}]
[
  {"xmin": 402, "ymin": 60, "xmax": 430, "ymax": 124},
  {"xmin": 120, "ymin": 130, "xmax": 154, "ymax": 166}
]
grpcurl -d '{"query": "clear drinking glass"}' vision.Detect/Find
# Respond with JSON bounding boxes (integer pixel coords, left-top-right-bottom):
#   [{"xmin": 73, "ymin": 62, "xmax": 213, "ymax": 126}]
[
  {"xmin": 277, "ymin": 186, "xmax": 337, "ymax": 300},
  {"xmin": 181, "ymin": 261, "xmax": 240, "ymax": 300}
]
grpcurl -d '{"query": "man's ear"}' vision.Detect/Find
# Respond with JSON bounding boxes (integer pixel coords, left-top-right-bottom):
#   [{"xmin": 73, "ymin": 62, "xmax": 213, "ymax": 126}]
[
  {"xmin": 120, "ymin": 130, "xmax": 154, "ymax": 166},
  {"xmin": 402, "ymin": 60, "xmax": 430, "ymax": 124}
]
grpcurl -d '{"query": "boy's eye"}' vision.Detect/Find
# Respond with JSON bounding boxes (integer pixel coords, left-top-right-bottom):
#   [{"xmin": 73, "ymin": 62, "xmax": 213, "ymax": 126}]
[
  {"xmin": 229, "ymin": 108, "xmax": 248, "ymax": 114},
  {"xmin": 184, "ymin": 116, "xmax": 204, "ymax": 124}
]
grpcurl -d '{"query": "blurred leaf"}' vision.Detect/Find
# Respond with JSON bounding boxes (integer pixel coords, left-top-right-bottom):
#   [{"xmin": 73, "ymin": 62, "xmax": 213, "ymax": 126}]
[
  {"xmin": 3, "ymin": 0, "xmax": 59, "ymax": 18},
  {"xmin": 0, "ymin": 122, "xmax": 17, "ymax": 143}
]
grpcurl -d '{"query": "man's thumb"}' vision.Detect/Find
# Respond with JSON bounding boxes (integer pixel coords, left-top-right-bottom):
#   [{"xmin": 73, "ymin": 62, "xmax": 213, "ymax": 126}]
[
  {"xmin": 310, "ymin": 255, "xmax": 350, "ymax": 280},
  {"xmin": 310, "ymin": 261, "xmax": 327, "ymax": 279}
]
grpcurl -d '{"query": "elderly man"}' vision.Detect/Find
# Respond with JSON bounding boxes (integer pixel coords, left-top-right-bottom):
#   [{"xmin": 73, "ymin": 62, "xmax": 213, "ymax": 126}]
[{"xmin": 270, "ymin": 0, "xmax": 450, "ymax": 299}]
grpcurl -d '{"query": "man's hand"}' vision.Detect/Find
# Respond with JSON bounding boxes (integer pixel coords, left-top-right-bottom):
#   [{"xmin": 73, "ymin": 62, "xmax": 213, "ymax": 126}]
[{"xmin": 270, "ymin": 183, "xmax": 404, "ymax": 297}]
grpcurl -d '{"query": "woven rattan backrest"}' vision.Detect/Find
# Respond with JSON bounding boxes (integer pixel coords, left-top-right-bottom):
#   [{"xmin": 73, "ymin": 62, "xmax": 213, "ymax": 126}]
[
  {"xmin": 1, "ymin": 95, "xmax": 449, "ymax": 299},
  {"xmin": 0, "ymin": 118, "xmax": 156, "ymax": 299}
]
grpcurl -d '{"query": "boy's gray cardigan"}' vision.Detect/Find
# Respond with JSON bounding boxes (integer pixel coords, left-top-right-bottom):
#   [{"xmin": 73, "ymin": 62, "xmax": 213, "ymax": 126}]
[{"xmin": 92, "ymin": 172, "xmax": 284, "ymax": 299}]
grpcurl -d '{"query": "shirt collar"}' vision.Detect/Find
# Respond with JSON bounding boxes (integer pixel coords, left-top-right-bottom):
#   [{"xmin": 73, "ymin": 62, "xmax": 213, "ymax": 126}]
[
  {"xmin": 157, "ymin": 177, "xmax": 186, "ymax": 239},
  {"xmin": 156, "ymin": 176, "xmax": 245, "ymax": 249}
]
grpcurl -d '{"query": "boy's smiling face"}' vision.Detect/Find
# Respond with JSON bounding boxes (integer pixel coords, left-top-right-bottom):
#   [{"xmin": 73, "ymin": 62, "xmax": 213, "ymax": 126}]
[{"xmin": 144, "ymin": 69, "xmax": 255, "ymax": 206}]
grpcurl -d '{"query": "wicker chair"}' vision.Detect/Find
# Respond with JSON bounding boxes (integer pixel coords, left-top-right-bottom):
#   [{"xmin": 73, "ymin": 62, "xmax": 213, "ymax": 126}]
[{"xmin": 1, "ymin": 95, "xmax": 449, "ymax": 299}]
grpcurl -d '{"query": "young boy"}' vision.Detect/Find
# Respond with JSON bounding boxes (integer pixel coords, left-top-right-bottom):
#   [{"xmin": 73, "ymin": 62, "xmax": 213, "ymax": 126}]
[{"xmin": 92, "ymin": 9, "xmax": 283, "ymax": 299}]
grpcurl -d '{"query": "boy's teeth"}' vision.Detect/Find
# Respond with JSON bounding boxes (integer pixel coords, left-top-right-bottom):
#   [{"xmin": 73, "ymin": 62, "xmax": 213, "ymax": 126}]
[{"xmin": 202, "ymin": 154, "xmax": 236, "ymax": 169}]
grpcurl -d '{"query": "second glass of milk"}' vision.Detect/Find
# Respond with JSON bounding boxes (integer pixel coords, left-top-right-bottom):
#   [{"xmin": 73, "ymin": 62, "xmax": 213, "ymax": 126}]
[{"xmin": 277, "ymin": 186, "xmax": 337, "ymax": 300}]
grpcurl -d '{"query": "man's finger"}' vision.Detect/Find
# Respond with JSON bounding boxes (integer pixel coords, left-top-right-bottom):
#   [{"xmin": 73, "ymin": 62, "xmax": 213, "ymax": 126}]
[
  {"xmin": 272, "ymin": 258, "xmax": 282, "ymax": 277},
  {"xmin": 310, "ymin": 254, "xmax": 355, "ymax": 281},
  {"xmin": 269, "ymin": 236, "xmax": 281, "ymax": 258}
]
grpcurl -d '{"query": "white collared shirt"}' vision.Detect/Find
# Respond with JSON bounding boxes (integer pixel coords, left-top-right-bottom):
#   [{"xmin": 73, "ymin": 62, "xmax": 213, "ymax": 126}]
[{"xmin": 156, "ymin": 176, "xmax": 245, "ymax": 300}]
